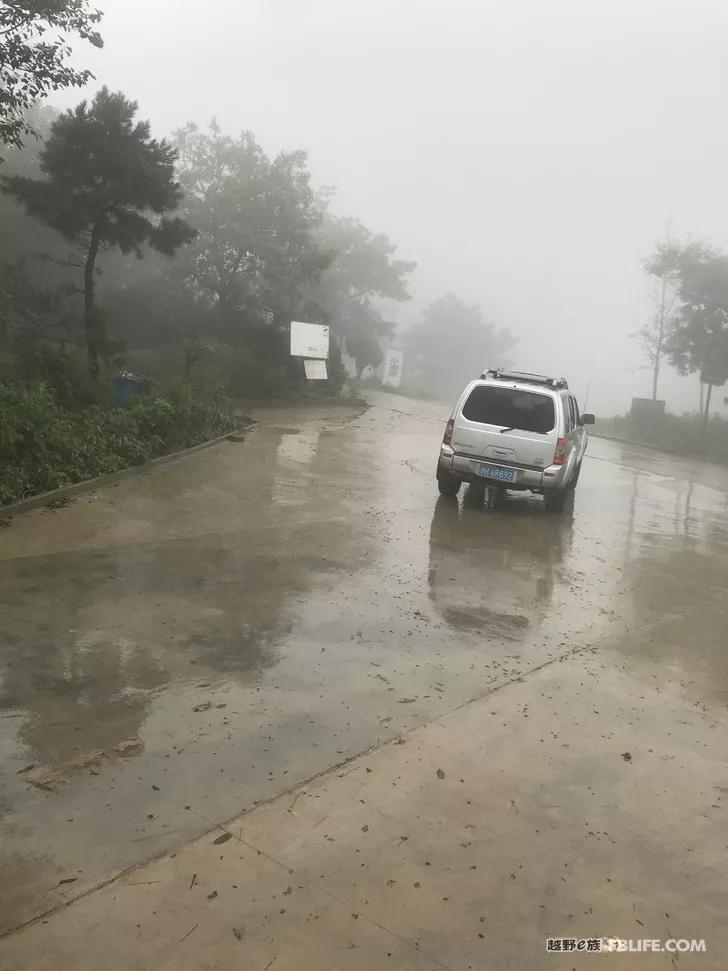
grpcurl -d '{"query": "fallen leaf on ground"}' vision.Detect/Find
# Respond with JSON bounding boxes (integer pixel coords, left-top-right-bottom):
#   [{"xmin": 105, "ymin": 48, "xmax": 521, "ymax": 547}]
[
  {"xmin": 213, "ymin": 832, "xmax": 232, "ymax": 845},
  {"xmin": 45, "ymin": 497, "xmax": 73, "ymax": 510},
  {"xmin": 112, "ymin": 738, "xmax": 143, "ymax": 757}
]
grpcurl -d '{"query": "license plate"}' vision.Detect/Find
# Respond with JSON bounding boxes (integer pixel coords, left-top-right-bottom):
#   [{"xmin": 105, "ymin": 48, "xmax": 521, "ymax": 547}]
[{"xmin": 478, "ymin": 464, "xmax": 515, "ymax": 482}]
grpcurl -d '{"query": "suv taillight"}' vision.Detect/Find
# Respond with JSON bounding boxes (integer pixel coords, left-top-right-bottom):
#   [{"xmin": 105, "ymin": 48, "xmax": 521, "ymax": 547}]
[
  {"xmin": 554, "ymin": 437, "xmax": 567, "ymax": 465},
  {"xmin": 443, "ymin": 419, "xmax": 454, "ymax": 446}
]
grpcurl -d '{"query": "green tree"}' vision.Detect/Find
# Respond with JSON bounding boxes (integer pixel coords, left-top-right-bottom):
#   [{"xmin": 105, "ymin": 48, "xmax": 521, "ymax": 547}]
[
  {"xmin": 94, "ymin": 246, "xmax": 205, "ymax": 352},
  {"xmin": 313, "ymin": 216, "xmax": 416, "ymax": 323},
  {"xmin": 405, "ymin": 294, "xmax": 517, "ymax": 401},
  {"xmin": 343, "ymin": 301, "xmax": 393, "ymax": 378},
  {"xmin": 306, "ymin": 215, "xmax": 415, "ymax": 380},
  {"xmin": 174, "ymin": 121, "xmax": 329, "ymax": 345},
  {"xmin": 638, "ymin": 239, "xmax": 714, "ymax": 399},
  {"xmin": 666, "ymin": 252, "xmax": 728, "ymax": 379},
  {"xmin": 0, "ymin": 260, "xmax": 75, "ymax": 343},
  {"xmin": 2, "ymin": 88, "xmax": 195, "ymax": 375},
  {"xmin": 0, "ymin": 106, "xmax": 75, "ymax": 337},
  {"xmin": 0, "ymin": 0, "xmax": 103, "ymax": 151}
]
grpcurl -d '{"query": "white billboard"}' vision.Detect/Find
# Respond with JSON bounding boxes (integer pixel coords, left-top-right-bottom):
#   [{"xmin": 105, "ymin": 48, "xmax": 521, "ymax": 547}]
[
  {"xmin": 290, "ymin": 321, "xmax": 329, "ymax": 360},
  {"xmin": 382, "ymin": 349, "xmax": 404, "ymax": 388}
]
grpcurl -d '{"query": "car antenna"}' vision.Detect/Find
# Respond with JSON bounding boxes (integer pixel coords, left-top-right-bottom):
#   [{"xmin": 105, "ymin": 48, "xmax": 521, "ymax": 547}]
[{"xmin": 583, "ymin": 373, "xmax": 592, "ymax": 412}]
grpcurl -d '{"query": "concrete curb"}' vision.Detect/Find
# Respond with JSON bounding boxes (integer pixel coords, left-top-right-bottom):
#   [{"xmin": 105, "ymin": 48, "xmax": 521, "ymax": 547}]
[
  {"xmin": 0, "ymin": 430, "xmax": 243, "ymax": 520},
  {"xmin": 233, "ymin": 395, "xmax": 368, "ymax": 411},
  {"xmin": 591, "ymin": 430, "xmax": 728, "ymax": 466},
  {"xmin": 590, "ymin": 431, "xmax": 669, "ymax": 453}
]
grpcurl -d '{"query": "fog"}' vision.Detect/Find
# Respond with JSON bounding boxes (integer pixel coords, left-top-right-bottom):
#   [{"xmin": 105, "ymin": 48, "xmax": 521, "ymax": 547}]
[{"xmin": 58, "ymin": 0, "xmax": 728, "ymax": 414}]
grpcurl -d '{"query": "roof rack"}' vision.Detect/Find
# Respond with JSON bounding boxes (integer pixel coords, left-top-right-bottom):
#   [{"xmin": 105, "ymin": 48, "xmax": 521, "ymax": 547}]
[{"xmin": 480, "ymin": 368, "xmax": 569, "ymax": 390}]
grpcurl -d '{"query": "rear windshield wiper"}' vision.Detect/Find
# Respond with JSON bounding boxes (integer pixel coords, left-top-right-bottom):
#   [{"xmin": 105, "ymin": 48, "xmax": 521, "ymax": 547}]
[{"xmin": 499, "ymin": 426, "xmax": 516, "ymax": 434}]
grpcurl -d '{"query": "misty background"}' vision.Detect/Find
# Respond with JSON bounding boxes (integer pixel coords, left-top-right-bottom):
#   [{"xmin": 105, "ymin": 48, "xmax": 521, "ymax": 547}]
[{"xmin": 34, "ymin": 0, "xmax": 728, "ymax": 412}]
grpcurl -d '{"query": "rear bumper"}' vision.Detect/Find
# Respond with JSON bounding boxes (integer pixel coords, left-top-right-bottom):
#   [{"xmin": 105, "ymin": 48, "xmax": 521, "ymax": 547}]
[{"xmin": 438, "ymin": 445, "xmax": 570, "ymax": 491}]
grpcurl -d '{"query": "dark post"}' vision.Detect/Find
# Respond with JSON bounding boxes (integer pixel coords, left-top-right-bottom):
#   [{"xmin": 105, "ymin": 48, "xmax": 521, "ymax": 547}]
[{"xmin": 702, "ymin": 381, "xmax": 713, "ymax": 445}]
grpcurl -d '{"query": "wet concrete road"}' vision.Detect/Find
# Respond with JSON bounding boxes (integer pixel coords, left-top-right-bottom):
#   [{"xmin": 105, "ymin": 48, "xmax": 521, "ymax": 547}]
[{"xmin": 1, "ymin": 391, "xmax": 728, "ymax": 940}]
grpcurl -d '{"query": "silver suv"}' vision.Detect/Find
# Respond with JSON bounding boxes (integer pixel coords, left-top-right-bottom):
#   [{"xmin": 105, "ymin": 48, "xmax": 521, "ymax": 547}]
[{"xmin": 436, "ymin": 369, "xmax": 594, "ymax": 513}]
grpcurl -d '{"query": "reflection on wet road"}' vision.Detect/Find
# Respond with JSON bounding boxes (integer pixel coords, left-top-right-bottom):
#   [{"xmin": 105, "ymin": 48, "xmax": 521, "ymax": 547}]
[{"xmin": 2, "ymin": 392, "xmax": 728, "ymax": 931}]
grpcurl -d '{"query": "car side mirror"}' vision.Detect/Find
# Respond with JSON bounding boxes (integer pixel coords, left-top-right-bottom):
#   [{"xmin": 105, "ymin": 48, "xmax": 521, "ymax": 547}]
[{"xmin": 582, "ymin": 413, "xmax": 595, "ymax": 425}]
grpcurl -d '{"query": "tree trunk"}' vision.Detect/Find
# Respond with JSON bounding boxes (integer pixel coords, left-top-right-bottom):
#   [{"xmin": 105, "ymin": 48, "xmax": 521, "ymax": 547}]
[
  {"xmin": 84, "ymin": 223, "xmax": 101, "ymax": 377},
  {"xmin": 652, "ymin": 275, "xmax": 667, "ymax": 400},
  {"xmin": 702, "ymin": 381, "xmax": 713, "ymax": 447}
]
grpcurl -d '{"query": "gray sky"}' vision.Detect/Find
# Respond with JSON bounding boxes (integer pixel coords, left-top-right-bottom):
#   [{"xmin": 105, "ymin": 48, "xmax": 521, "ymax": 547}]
[{"xmin": 61, "ymin": 0, "xmax": 728, "ymax": 413}]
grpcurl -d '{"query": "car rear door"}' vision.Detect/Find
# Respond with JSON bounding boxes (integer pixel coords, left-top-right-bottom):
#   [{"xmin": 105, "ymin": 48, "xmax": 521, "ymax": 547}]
[
  {"xmin": 452, "ymin": 383, "xmax": 559, "ymax": 469},
  {"xmin": 565, "ymin": 393, "xmax": 579, "ymax": 457}
]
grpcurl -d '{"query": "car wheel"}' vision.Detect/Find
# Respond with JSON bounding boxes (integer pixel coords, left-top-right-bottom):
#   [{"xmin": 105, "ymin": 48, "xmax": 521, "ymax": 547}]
[
  {"xmin": 544, "ymin": 489, "xmax": 567, "ymax": 514},
  {"xmin": 570, "ymin": 462, "xmax": 582, "ymax": 489},
  {"xmin": 437, "ymin": 472, "xmax": 461, "ymax": 497}
]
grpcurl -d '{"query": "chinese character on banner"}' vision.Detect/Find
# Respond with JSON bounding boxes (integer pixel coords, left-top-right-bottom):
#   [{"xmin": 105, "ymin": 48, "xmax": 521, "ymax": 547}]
[{"xmin": 382, "ymin": 349, "xmax": 403, "ymax": 388}]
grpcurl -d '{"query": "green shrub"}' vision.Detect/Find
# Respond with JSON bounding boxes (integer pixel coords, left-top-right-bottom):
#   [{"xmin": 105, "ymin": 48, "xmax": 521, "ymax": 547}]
[
  {"xmin": 121, "ymin": 343, "xmax": 299, "ymax": 400},
  {"xmin": 226, "ymin": 347, "xmax": 258, "ymax": 397},
  {"xmin": 0, "ymin": 381, "xmax": 237, "ymax": 506},
  {"xmin": 1, "ymin": 340, "xmax": 112, "ymax": 409},
  {"xmin": 599, "ymin": 411, "xmax": 728, "ymax": 463},
  {"xmin": 255, "ymin": 366, "xmax": 292, "ymax": 399}
]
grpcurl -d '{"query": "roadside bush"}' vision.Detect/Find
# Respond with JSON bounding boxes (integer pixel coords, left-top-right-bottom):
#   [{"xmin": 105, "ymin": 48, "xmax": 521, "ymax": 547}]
[
  {"xmin": 254, "ymin": 365, "xmax": 292, "ymax": 399},
  {"xmin": 226, "ymin": 347, "xmax": 260, "ymax": 398},
  {"xmin": 0, "ymin": 382, "xmax": 237, "ymax": 506},
  {"xmin": 119, "ymin": 338, "xmax": 353, "ymax": 401},
  {"xmin": 0, "ymin": 340, "xmax": 110, "ymax": 409},
  {"xmin": 599, "ymin": 411, "xmax": 728, "ymax": 463},
  {"xmin": 122, "ymin": 344, "xmax": 299, "ymax": 400},
  {"xmin": 136, "ymin": 383, "xmax": 239, "ymax": 449}
]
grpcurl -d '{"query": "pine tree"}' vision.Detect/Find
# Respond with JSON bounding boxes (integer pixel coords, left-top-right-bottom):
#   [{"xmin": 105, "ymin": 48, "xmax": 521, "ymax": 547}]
[{"xmin": 2, "ymin": 88, "xmax": 195, "ymax": 374}]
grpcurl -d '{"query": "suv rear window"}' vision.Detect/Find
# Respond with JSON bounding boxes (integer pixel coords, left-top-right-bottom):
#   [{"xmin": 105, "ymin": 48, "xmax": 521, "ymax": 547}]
[{"xmin": 462, "ymin": 386, "xmax": 555, "ymax": 434}]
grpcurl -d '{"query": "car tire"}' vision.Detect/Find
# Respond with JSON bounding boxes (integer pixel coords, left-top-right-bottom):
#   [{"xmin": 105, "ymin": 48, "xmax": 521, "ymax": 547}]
[
  {"xmin": 437, "ymin": 471, "xmax": 461, "ymax": 497},
  {"xmin": 570, "ymin": 461, "xmax": 582, "ymax": 489},
  {"xmin": 544, "ymin": 489, "xmax": 567, "ymax": 514}
]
